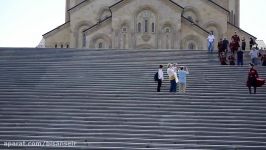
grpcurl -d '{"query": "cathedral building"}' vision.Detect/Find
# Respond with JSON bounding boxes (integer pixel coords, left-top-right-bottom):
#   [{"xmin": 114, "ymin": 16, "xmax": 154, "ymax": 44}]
[{"xmin": 43, "ymin": 0, "xmax": 255, "ymax": 50}]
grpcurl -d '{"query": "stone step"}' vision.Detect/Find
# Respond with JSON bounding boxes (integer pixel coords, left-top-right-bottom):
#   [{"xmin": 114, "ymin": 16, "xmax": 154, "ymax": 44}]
[{"xmin": 0, "ymin": 48, "xmax": 265, "ymax": 149}]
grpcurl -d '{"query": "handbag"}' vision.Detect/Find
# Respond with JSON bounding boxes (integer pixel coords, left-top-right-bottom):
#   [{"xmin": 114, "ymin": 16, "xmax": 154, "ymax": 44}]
[
  {"xmin": 175, "ymin": 73, "xmax": 179, "ymax": 83},
  {"xmin": 256, "ymin": 78, "xmax": 265, "ymax": 87}
]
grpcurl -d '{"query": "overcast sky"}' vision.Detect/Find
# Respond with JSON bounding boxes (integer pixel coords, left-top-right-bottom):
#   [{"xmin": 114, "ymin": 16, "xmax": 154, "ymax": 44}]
[{"xmin": 0, "ymin": 0, "xmax": 265, "ymax": 47}]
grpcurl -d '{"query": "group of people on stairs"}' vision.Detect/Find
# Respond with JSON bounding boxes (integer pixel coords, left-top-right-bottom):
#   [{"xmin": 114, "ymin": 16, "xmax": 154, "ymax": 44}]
[
  {"xmin": 206, "ymin": 31, "xmax": 265, "ymax": 94},
  {"xmin": 154, "ymin": 31, "xmax": 265, "ymax": 94},
  {"xmin": 214, "ymin": 31, "xmax": 266, "ymax": 66},
  {"xmin": 155, "ymin": 64, "xmax": 189, "ymax": 93},
  {"xmin": 155, "ymin": 63, "xmax": 264, "ymax": 94}
]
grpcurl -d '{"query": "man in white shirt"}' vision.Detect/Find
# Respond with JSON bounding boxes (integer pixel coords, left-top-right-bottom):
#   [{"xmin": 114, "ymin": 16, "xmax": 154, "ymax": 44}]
[
  {"xmin": 167, "ymin": 64, "xmax": 177, "ymax": 92},
  {"xmin": 178, "ymin": 66, "xmax": 189, "ymax": 93},
  {"xmin": 249, "ymin": 47, "xmax": 259, "ymax": 65},
  {"xmin": 173, "ymin": 63, "xmax": 179, "ymax": 83},
  {"xmin": 207, "ymin": 32, "xmax": 215, "ymax": 53},
  {"xmin": 157, "ymin": 65, "xmax": 164, "ymax": 92}
]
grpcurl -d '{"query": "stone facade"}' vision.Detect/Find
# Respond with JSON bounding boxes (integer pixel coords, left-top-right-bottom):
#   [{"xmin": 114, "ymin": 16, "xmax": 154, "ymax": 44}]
[{"xmin": 43, "ymin": 0, "xmax": 255, "ymax": 50}]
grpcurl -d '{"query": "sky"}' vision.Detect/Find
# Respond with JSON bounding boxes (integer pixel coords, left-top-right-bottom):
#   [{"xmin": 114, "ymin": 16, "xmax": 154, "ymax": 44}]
[
  {"xmin": 0, "ymin": 0, "xmax": 65, "ymax": 47},
  {"xmin": 0, "ymin": 0, "xmax": 265, "ymax": 47}
]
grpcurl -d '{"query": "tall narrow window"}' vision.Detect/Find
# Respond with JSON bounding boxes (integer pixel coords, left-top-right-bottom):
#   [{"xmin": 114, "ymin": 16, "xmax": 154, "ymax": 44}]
[
  {"xmin": 138, "ymin": 23, "xmax": 141, "ymax": 33},
  {"xmin": 55, "ymin": 44, "xmax": 57, "ymax": 48},
  {"xmin": 152, "ymin": 23, "xmax": 155, "ymax": 33},
  {"xmin": 61, "ymin": 44, "xmax": 64, "ymax": 48},
  {"xmin": 82, "ymin": 33, "xmax": 86, "ymax": 47},
  {"xmin": 66, "ymin": 45, "xmax": 69, "ymax": 48},
  {"xmin": 144, "ymin": 20, "xmax": 148, "ymax": 32}
]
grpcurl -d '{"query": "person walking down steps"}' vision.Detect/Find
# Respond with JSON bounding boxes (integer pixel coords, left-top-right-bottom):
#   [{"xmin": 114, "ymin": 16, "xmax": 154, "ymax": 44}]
[
  {"xmin": 246, "ymin": 63, "xmax": 265, "ymax": 94},
  {"xmin": 207, "ymin": 32, "xmax": 215, "ymax": 54}
]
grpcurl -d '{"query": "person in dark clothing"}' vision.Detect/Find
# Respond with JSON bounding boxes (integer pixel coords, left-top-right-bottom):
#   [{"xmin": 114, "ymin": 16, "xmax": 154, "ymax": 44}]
[
  {"xmin": 228, "ymin": 54, "xmax": 235, "ymax": 65},
  {"xmin": 218, "ymin": 38, "xmax": 224, "ymax": 57},
  {"xmin": 242, "ymin": 37, "xmax": 246, "ymax": 50},
  {"xmin": 232, "ymin": 31, "xmax": 240, "ymax": 48},
  {"xmin": 249, "ymin": 38, "xmax": 255, "ymax": 50},
  {"xmin": 222, "ymin": 38, "xmax": 229, "ymax": 54},
  {"xmin": 219, "ymin": 52, "xmax": 227, "ymax": 65},
  {"xmin": 247, "ymin": 63, "xmax": 259, "ymax": 94},
  {"xmin": 262, "ymin": 53, "xmax": 266, "ymax": 66},
  {"xmin": 157, "ymin": 65, "xmax": 164, "ymax": 92},
  {"xmin": 237, "ymin": 49, "xmax": 244, "ymax": 66},
  {"xmin": 230, "ymin": 39, "xmax": 239, "ymax": 55}
]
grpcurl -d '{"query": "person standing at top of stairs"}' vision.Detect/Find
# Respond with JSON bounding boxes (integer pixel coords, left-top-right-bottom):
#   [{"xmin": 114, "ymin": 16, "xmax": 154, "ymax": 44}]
[
  {"xmin": 230, "ymin": 38, "xmax": 239, "ymax": 55},
  {"xmin": 249, "ymin": 37, "xmax": 256, "ymax": 50},
  {"xmin": 242, "ymin": 37, "xmax": 246, "ymax": 51},
  {"xmin": 231, "ymin": 31, "xmax": 241, "ymax": 54},
  {"xmin": 207, "ymin": 32, "xmax": 215, "ymax": 54}
]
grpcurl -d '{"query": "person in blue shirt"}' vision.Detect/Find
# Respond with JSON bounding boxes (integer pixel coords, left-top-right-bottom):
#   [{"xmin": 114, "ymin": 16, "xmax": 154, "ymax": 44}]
[{"xmin": 178, "ymin": 66, "xmax": 189, "ymax": 93}]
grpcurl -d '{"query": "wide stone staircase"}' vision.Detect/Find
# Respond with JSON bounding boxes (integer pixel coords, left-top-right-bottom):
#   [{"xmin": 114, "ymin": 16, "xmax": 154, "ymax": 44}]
[{"xmin": 0, "ymin": 48, "xmax": 265, "ymax": 149}]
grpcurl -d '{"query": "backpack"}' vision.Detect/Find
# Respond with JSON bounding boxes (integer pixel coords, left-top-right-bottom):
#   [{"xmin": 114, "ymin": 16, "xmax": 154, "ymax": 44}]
[{"xmin": 154, "ymin": 72, "xmax": 159, "ymax": 81}]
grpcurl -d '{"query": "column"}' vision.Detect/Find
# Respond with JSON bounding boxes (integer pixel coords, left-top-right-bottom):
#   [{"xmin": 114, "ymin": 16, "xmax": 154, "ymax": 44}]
[
  {"xmin": 235, "ymin": 0, "xmax": 240, "ymax": 27},
  {"xmin": 65, "ymin": 0, "xmax": 70, "ymax": 22}
]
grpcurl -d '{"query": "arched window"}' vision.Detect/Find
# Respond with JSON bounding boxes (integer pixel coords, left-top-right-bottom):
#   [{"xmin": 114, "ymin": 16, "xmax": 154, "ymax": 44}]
[
  {"xmin": 144, "ymin": 20, "xmax": 148, "ymax": 32},
  {"xmin": 136, "ymin": 10, "xmax": 156, "ymax": 34},
  {"xmin": 138, "ymin": 23, "xmax": 141, "ymax": 32},
  {"xmin": 66, "ymin": 44, "xmax": 69, "ymax": 48},
  {"xmin": 152, "ymin": 23, "xmax": 155, "ymax": 33},
  {"xmin": 165, "ymin": 27, "xmax": 171, "ymax": 33},
  {"xmin": 121, "ymin": 25, "xmax": 129, "ymax": 49},
  {"xmin": 161, "ymin": 25, "xmax": 173, "ymax": 49},
  {"xmin": 61, "ymin": 44, "xmax": 64, "ymax": 48},
  {"xmin": 55, "ymin": 44, "xmax": 57, "ymax": 48},
  {"xmin": 94, "ymin": 38, "xmax": 107, "ymax": 49}
]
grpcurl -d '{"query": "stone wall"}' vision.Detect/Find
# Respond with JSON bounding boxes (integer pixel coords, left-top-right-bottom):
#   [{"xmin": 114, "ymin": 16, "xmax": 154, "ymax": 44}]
[
  {"xmin": 43, "ymin": 23, "xmax": 70, "ymax": 48},
  {"xmin": 68, "ymin": 0, "xmax": 118, "ymax": 48},
  {"xmin": 43, "ymin": 0, "xmax": 251, "ymax": 50}
]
